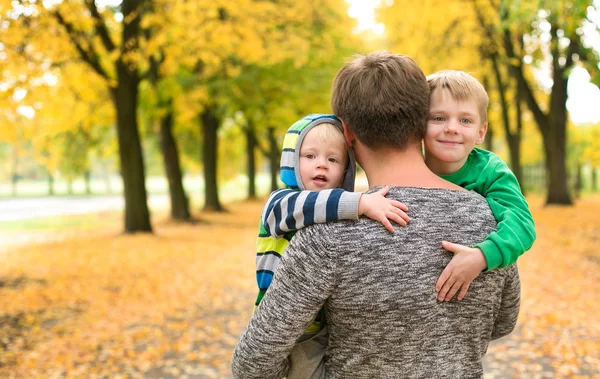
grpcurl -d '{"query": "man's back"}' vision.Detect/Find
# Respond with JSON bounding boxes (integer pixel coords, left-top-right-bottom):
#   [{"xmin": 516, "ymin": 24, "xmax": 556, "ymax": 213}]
[
  {"xmin": 232, "ymin": 187, "xmax": 520, "ymax": 379},
  {"xmin": 313, "ymin": 187, "xmax": 520, "ymax": 377}
]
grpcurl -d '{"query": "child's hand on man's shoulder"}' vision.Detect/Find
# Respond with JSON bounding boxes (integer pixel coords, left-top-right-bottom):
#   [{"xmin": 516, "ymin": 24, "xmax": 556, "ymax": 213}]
[{"xmin": 359, "ymin": 186, "xmax": 410, "ymax": 233}]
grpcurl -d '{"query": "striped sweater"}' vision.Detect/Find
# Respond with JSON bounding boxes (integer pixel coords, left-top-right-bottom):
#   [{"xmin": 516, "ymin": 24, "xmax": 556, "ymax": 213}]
[{"xmin": 256, "ymin": 188, "xmax": 361, "ymax": 308}]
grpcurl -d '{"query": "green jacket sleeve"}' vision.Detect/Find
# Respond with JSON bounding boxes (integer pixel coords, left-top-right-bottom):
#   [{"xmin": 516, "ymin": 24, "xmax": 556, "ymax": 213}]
[{"xmin": 474, "ymin": 160, "xmax": 536, "ymax": 271}]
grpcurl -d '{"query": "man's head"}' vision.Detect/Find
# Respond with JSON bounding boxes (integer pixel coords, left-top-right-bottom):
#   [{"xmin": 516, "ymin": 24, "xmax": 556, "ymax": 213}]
[
  {"xmin": 299, "ymin": 123, "xmax": 348, "ymax": 191},
  {"xmin": 424, "ymin": 70, "xmax": 489, "ymax": 175},
  {"xmin": 331, "ymin": 50, "xmax": 430, "ymax": 150}
]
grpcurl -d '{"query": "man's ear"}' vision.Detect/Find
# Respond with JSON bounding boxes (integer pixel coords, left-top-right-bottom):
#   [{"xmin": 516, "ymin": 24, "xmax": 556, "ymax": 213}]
[
  {"xmin": 476, "ymin": 122, "xmax": 488, "ymax": 145},
  {"xmin": 341, "ymin": 120, "xmax": 355, "ymax": 146}
]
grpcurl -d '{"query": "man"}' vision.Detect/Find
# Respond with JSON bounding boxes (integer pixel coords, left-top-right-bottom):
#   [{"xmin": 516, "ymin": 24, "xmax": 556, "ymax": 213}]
[{"xmin": 232, "ymin": 51, "xmax": 520, "ymax": 379}]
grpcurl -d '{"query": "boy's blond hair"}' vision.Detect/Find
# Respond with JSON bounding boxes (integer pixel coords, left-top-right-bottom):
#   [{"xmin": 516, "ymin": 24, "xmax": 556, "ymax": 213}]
[
  {"xmin": 304, "ymin": 123, "xmax": 348, "ymax": 165},
  {"xmin": 427, "ymin": 70, "xmax": 489, "ymax": 123}
]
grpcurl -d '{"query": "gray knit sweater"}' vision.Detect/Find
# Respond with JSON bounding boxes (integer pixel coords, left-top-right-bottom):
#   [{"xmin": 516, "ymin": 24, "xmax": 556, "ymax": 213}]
[{"xmin": 232, "ymin": 187, "xmax": 520, "ymax": 379}]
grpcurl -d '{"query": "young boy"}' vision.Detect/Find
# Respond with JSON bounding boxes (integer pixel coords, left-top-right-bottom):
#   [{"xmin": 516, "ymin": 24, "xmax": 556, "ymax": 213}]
[
  {"xmin": 255, "ymin": 114, "xmax": 409, "ymax": 379},
  {"xmin": 261, "ymin": 71, "xmax": 535, "ymax": 305},
  {"xmin": 424, "ymin": 70, "xmax": 536, "ymax": 301}
]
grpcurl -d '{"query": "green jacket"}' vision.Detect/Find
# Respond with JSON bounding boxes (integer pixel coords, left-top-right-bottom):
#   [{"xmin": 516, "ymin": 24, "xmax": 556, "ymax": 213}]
[{"xmin": 440, "ymin": 148, "xmax": 536, "ymax": 270}]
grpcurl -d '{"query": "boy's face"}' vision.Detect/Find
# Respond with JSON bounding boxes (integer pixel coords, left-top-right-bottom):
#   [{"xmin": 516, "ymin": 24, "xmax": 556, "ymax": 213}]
[
  {"xmin": 424, "ymin": 88, "xmax": 488, "ymax": 175},
  {"xmin": 299, "ymin": 128, "xmax": 347, "ymax": 191}
]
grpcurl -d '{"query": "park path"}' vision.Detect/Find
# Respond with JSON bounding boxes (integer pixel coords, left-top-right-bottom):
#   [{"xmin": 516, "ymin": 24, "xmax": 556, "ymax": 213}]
[
  {"xmin": 0, "ymin": 194, "xmax": 169, "ymax": 222},
  {"xmin": 0, "ymin": 195, "xmax": 169, "ymax": 253}
]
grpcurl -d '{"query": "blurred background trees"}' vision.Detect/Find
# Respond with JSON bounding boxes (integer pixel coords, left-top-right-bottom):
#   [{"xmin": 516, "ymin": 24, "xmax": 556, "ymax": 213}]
[{"xmin": 1, "ymin": 0, "xmax": 599, "ymax": 233}]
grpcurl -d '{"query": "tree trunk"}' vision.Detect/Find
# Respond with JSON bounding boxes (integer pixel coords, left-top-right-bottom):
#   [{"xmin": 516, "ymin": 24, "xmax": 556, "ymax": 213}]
[
  {"xmin": 48, "ymin": 172, "xmax": 54, "ymax": 196},
  {"xmin": 160, "ymin": 104, "xmax": 191, "ymax": 220},
  {"xmin": 67, "ymin": 179, "xmax": 74, "ymax": 195},
  {"xmin": 481, "ymin": 75, "xmax": 493, "ymax": 151},
  {"xmin": 84, "ymin": 170, "xmax": 92, "ymax": 195},
  {"xmin": 574, "ymin": 162, "xmax": 582, "ymax": 199},
  {"xmin": 592, "ymin": 166, "xmax": 598, "ymax": 192},
  {"xmin": 544, "ymin": 62, "xmax": 572, "ymax": 205},
  {"xmin": 513, "ymin": 65, "xmax": 571, "ymax": 204},
  {"xmin": 507, "ymin": 134, "xmax": 523, "ymax": 192},
  {"xmin": 540, "ymin": 127, "xmax": 571, "ymax": 204},
  {"xmin": 104, "ymin": 165, "xmax": 112, "ymax": 194},
  {"xmin": 513, "ymin": 86, "xmax": 524, "ymax": 193},
  {"xmin": 11, "ymin": 147, "xmax": 18, "ymax": 197},
  {"xmin": 245, "ymin": 122, "xmax": 257, "ymax": 199},
  {"xmin": 200, "ymin": 107, "xmax": 223, "ymax": 211},
  {"xmin": 147, "ymin": 38, "xmax": 191, "ymax": 221},
  {"xmin": 51, "ymin": 0, "xmax": 152, "ymax": 229},
  {"xmin": 109, "ymin": 64, "xmax": 152, "ymax": 233},
  {"xmin": 268, "ymin": 126, "xmax": 279, "ymax": 192},
  {"xmin": 500, "ymin": 25, "xmax": 572, "ymax": 205},
  {"xmin": 484, "ymin": 123, "xmax": 493, "ymax": 151},
  {"xmin": 490, "ymin": 52, "xmax": 524, "ymax": 192}
]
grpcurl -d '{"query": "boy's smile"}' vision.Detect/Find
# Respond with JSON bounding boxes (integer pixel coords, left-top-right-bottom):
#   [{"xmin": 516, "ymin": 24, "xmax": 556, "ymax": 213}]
[{"xmin": 424, "ymin": 88, "xmax": 487, "ymax": 175}]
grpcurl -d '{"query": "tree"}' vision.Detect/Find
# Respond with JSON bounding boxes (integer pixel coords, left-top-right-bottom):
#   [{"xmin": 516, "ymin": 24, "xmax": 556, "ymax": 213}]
[
  {"xmin": 2, "ymin": 1, "xmax": 153, "ymax": 231},
  {"xmin": 472, "ymin": 0, "xmax": 600, "ymax": 204},
  {"xmin": 168, "ymin": 0, "xmax": 359, "ymax": 210},
  {"xmin": 483, "ymin": 38, "xmax": 525, "ymax": 190},
  {"xmin": 144, "ymin": 65, "xmax": 192, "ymax": 221}
]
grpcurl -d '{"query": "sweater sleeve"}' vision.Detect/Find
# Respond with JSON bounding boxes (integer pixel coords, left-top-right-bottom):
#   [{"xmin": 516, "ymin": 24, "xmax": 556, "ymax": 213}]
[
  {"xmin": 232, "ymin": 227, "xmax": 336, "ymax": 379},
  {"xmin": 474, "ymin": 160, "xmax": 536, "ymax": 270},
  {"xmin": 492, "ymin": 266, "xmax": 521, "ymax": 340},
  {"xmin": 261, "ymin": 188, "xmax": 361, "ymax": 239}
]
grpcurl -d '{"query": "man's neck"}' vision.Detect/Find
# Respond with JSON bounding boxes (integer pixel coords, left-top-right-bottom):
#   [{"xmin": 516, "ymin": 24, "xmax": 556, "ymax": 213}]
[{"xmin": 356, "ymin": 143, "xmax": 460, "ymax": 190}]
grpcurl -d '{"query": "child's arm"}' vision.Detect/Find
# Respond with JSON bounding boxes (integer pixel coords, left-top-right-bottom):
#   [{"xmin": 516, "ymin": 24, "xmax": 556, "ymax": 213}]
[
  {"xmin": 262, "ymin": 186, "xmax": 409, "ymax": 238},
  {"xmin": 436, "ymin": 159, "xmax": 536, "ymax": 301}
]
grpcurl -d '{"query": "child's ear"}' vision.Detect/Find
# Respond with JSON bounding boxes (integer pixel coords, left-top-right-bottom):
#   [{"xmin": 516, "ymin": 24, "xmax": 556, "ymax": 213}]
[
  {"xmin": 341, "ymin": 119, "xmax": 355, "ymax": 146},
  {"xmin": 476, "ymin": 122, "xmax": 488, "ymax": 145}
]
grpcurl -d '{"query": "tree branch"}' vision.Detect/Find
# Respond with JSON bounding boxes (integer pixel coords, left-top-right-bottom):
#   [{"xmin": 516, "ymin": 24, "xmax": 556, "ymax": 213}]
[
  {"xmin": 85, "ymin": 0, "xmax": 117, "ymax": 52},
  {"xmin": 490, "ymin": 51, "xmax": 514, "ymax": 140},
  {"xmin": 53, "ymin": 10, "xmax": 110, "ymax": 81},
  {"xmin": 472, "ymin": 0, "xmax": 545, "ymax": 130},
  {"xmin": 565, "ymin": 33, "xmax": 581, "ymax": 69},
  {"xmin": 502, "ymin": 29, "xmax": 548, "ymax": 131}
]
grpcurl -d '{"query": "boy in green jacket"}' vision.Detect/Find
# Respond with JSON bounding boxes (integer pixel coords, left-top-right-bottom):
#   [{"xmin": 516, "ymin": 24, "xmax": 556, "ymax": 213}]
[{"xmin": 424, "ymin": 70, "xmax": 536, "ymax": 301}]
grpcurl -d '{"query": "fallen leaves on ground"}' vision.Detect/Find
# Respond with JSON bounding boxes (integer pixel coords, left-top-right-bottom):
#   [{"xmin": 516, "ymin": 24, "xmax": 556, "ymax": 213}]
[
  {"xmin": 0, "ymin": 201, "xmax": 261, "ymax": 378},
  {"xmin": 0, "ymin": 196, "xmax": 598, "ymax": 378},
  {"xmin": 483, "ymin": 196, "xmax": 600, "ymax": 379}
]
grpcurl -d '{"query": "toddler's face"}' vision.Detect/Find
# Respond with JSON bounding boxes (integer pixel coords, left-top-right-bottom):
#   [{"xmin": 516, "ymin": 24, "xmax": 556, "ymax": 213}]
[
  {"xmin": 424, "ymin": 88, "xmax": 487, "ymax": 175},
  {"xmin": 299, "ymin": 129, "xmax": 347, "ymax": 191}
]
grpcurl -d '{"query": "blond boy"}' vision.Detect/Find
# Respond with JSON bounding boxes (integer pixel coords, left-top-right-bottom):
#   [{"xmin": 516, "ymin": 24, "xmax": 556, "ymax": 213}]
[{"xmin": 424, "ymin": 70, "xmax": 535, "ymax": 301}]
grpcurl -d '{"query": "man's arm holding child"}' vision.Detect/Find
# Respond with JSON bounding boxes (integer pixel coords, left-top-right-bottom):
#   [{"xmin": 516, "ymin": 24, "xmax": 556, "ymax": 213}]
[
  {"xmin": 262, "ymin": 186, "xmax": 409, "ymax": 237},
  {"xmin": 492, "ymin": 266, "xmax": 521, "ymax": 339},
  {"xmin": 436, "ymin": 158, "xmax": 535, "ymax": 301},
  {"xmin": 233, "ymin": 228, "xmax": 336, "ymax": 379}
]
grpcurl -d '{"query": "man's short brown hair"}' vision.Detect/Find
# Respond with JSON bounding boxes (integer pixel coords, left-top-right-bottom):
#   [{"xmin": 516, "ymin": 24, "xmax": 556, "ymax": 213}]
[
  {"xmin": 331, "ymin": 51, "xmax": 429, "ymax": 149},
  {"xmin": 427, "ymin": 70, "xmax": 489, "ymax": 122}
]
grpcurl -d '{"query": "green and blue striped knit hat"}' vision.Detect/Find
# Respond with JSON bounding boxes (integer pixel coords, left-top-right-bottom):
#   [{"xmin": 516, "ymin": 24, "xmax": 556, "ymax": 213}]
[{"xmin": 280, "ymin": 114, "xmax": 356, "ymax": 191}]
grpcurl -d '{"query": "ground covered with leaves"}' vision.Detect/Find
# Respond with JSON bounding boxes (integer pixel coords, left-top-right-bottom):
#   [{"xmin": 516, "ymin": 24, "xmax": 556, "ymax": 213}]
[{"xmin": 1, "ymin": 196, "xmax": 598, "ymax": 378}]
